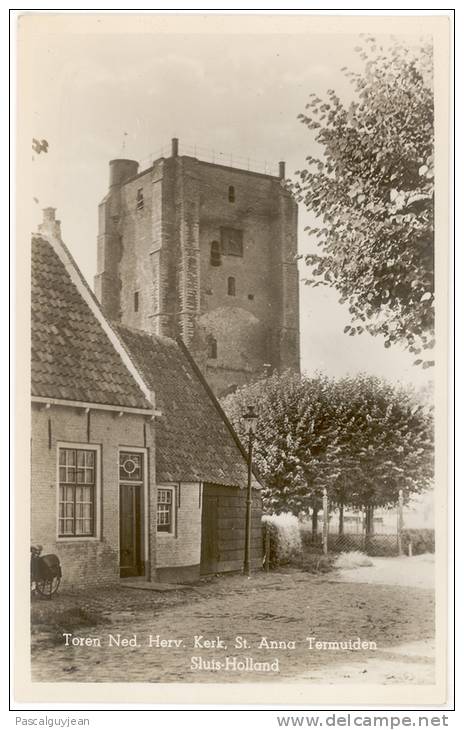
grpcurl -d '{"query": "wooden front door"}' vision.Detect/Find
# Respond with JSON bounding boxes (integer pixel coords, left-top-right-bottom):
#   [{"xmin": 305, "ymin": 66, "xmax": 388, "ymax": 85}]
[
  {"xmin": 119, "ymin": 484, "xmax": 143, "ymax": 578},
  {"xmin": 200, "ymin": 493, "xmax": 219, "ymax": 575}
]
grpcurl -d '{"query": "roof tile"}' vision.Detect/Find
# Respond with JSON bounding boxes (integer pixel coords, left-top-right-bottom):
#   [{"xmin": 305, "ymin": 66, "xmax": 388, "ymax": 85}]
[
  {"xmin": 31, "ymin": 236, "xmax": 151, "ymax": 410},
  {"xmin": 114, "ymin": 323, "xmax": 249, "ymax": 488}
]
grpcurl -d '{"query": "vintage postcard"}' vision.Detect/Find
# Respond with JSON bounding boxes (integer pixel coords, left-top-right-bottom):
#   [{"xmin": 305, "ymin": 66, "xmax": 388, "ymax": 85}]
[{"xmin": 14, "ymin": 12, "xmax": 451, "ymax": 706}]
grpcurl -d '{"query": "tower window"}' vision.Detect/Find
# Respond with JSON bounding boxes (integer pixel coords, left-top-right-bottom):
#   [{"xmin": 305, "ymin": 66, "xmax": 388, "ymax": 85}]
[
  {"xmin": 136, "ymin": 188, "xmax": 144, "ymax": 210},
  {"xmin": 228, "ymin": 185, "xmax": 235, "ymax": 203},
  {"xmin": 248, "ymin": 293, "xmax": 254, "ymax": 301},
  {"xmin": 210, "ymin": 240, "xmax": 221, "ymax": 267},
  {"xmin": 227, "ymin": 277, "xmax": 236, "ymax": 296},
  {"xmin": 208, "ymin": 336, "xmax": 217, "ymax": 360},
  {"xmin": 134, "ymin": 291, "xmax": 139, "ymax": 312},
  {"xmin": 221, "ymin": 227, "xmax": 243, "ymax": 257}
]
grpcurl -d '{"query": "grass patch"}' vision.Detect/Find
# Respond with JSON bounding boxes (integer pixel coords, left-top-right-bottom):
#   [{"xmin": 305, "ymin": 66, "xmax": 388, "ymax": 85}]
[
  {"xmin": 293, "ymin": 552, "xmax": 336, "ymax": 574},
  {"xmin": 402, "ymin": 528, "xmax": 435, "ymax": 555}
]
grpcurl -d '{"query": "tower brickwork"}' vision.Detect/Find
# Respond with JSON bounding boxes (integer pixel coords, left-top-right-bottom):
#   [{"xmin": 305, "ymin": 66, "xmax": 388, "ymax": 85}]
[{"xmin": 95, "ymin": 139, "xmax": 300, "ymax": 397}]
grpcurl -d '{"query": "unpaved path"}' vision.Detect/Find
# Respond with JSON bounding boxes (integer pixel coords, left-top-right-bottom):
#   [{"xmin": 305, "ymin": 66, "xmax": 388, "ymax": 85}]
[
  {"xmin": 293, "ymin": 639, "xmax": 435, "ymax": 684},
  {"xmin": 31, "ymin": 563, "xmax": 434, "ymax": 684},
  {"xmin": 333, "ymin": 555, "xmax": 435, "ymax": 590}
]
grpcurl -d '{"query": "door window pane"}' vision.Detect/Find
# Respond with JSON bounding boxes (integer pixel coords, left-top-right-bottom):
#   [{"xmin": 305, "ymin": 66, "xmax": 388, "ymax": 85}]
[{"xmin": 119, "ymin": 452, "xmax": 143, "ymax": 481}]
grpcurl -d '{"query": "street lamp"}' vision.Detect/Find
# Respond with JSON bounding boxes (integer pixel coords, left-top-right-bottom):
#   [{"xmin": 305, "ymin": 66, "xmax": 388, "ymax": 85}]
[{"xmin": 242, "ymin": 405, "xmax": 258, "ymax": 577}]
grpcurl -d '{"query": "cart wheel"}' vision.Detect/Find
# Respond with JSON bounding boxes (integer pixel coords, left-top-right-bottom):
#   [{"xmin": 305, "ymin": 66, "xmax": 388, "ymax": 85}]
[{"xmin": 35, "ymin": 576, "xmax": 61, "ymax": 598}]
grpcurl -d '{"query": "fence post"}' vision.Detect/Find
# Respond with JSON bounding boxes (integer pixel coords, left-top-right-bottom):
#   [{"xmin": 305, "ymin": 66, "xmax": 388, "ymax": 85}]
[
  {"xmin": 264, "ymin": 523, "xmax": 270, "ymax": 572},
  {"xmin": 311, "ymin": 498, "xmax": 319, "ymax": 543},
  {"xmin": 397, "ymin": 488, "xmax": 404, "ymax": 556},
  {"xmin": 322, "ymin": 487, "xmax": 328, "ymax": 555},
  {"xmin": 363, "ymin": 505, "xmax": 368, "ymax": 552}
]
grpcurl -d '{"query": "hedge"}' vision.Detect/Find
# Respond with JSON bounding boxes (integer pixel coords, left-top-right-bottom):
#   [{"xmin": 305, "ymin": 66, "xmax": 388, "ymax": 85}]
[{"xmin": 262, "ymin": 513, "xmax": 302, "ymax": 567}]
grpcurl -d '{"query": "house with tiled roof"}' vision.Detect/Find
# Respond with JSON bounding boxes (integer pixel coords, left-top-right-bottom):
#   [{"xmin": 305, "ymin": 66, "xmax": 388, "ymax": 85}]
[
  {"xmin": 31, "ymin": 209, "xmax": 262, "ymax": 586},
  {"xmin": 113, "ymin": 323, "xmax": 262, "ymax": 580}
]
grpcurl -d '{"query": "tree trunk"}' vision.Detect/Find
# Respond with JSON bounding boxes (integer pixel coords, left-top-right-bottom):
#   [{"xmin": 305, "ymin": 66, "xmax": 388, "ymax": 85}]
[
  {"xmin": 366, "ymin": 504, "xmax": 374, "ymax": 537},
  {"xmin": 322, "ymin": 488, "xmax": 328, "ymax": 555},
  {"xmin": 365, "ymin": 504, "xmax": 374, "ymax": 552},
  {"xmin": 338, "ymin": 502, "xmax": 344, "ymax": 535},
  {"xmin": 311, "ymin": 501, "xmax": 319, "ymax": 542}
]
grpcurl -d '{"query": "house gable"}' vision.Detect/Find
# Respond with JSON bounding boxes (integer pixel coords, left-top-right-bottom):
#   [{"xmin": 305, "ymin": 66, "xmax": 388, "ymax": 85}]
[{"xmin": 31, "ymin": 234, "xmax": 154, "ymax": 411}]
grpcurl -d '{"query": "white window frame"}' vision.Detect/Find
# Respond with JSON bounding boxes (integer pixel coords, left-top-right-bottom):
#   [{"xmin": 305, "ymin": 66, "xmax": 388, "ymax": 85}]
[
  {"xmin": 156, "ymin": 485, "xmax": 176, "ymax": 536},
  {"xmin": 118, "ymin": 446, "xmax": 149, "ymax": 566},
  {"xmin": 56, "ymin": 442, "xmax": 102, "ymax": 542}
]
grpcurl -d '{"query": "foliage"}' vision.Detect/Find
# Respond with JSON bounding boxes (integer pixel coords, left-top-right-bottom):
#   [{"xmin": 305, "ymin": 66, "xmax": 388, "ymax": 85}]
[
  {"xmin": 32, "ymin": 138, "xmax": 49, "ymax": 156},
  {"xmin": 327, "ymin": 533, "xmax": 365, "ymax": 554},
  {"xmin": 32, "ymin": 137, "xmax": 49, "ymax": 206},
  {"xmin": 292, "ymin": 37, "xmax": 434, "ymax": 365},
  {"xmin": 298, "ymin": 552, "xmax": 335, "ymax": 574},
  {"xmin": 222, "ymin": 371, "xmax": 434, "ymax": 515},
  {"xmin": 262, "ymin": 513, "xmax": 303, "ymax": 566},
  {"xmin": 326, "ymin": 534, "xmax": 398, "ymax": 557},
  {"xmin": 402, "ymin": 528, "xmax": 435, "ymax": 555},
  {"xmin": 327, "ymin": 373, "xmax": 434, "ymax": 511},
  {"xmin": 299, "ymin": 520, "xmax": 318, "ymax": 548},
  {"xmin": 224, "ymin": 371, "xmax": 338, "ymax": 514}
]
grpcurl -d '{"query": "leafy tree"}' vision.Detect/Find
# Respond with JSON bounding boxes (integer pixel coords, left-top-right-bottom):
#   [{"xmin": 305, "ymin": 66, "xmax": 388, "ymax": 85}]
[
  {"xmin": 292, "ymin": 37, "xmax": 434, "ymax": 367},
  {"xmin": 327, "ymin": 374, "xmax": 434, "ymax": 534},
  {"xmin": 222, "ymin": 371, "xmax": 339, "ymax": 519},
  {"xmin": 222, "ymin": 372, "xmax": 434, "ymax": 534}
]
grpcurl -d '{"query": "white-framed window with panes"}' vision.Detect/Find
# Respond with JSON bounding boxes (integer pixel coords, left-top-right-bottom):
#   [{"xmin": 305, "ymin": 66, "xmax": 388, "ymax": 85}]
[
  {"xmin": 157, "ymin": 487, "xmax": 175, "ymax": 534},
  {"xmin": 57, "ymin": 443, "xmax": 101, "ymax": 540}
]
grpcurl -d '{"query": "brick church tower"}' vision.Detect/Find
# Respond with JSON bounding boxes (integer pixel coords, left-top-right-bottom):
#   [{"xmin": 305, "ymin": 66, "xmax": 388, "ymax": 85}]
[{"xmin": 95, "ymin": 138, "xmax": 300, "ymax": 397}]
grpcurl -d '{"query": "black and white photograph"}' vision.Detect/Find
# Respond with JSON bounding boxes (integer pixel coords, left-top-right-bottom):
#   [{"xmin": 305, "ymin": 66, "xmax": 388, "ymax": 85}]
[{"xmin": 13, "ymin": 11, "xmax": 451, "ymax": 707}]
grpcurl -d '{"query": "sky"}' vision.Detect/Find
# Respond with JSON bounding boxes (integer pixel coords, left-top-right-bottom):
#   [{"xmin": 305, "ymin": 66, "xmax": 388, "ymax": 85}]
[{"xmin": 25, "ymin": 18, "xmax": 432, "ymax": 388}]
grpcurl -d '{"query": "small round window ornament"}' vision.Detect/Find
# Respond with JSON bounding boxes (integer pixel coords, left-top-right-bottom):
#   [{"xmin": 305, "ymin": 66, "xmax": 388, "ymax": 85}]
[{"xmin": 122, "ymin": 456, "xmax": 138, "ymax": 476}]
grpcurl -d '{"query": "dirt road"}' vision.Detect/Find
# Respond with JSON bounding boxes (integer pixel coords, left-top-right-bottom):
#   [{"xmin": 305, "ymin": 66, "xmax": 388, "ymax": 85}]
[
  {"xmin": 31, "ymin": 561, "xmax": 434, "ymax": 684},
  {"xmin": 333, "ymin": 554, "xmax": 435, "ymax": 590}
]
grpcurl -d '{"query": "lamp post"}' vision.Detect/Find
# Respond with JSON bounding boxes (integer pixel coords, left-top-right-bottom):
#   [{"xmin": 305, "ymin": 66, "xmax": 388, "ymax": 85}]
[{"xmin": 242, "ymin": 405, "xmax": 258, "ymax": 577}]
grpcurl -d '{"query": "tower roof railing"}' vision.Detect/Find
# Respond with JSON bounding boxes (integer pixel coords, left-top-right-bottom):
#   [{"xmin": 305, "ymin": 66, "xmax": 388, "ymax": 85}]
[{"xmin": 138, "ymin": 142, "xmax": 279, "ymax": 177}]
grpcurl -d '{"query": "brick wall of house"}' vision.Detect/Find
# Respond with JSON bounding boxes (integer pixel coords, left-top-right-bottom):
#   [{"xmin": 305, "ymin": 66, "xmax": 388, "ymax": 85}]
[
  {"xmin": 31, "ymin": 404, "xmax": 156, "ymax": 587},
  {"xmin": 155, "ymin": 482, "xmax": 202, "ymax": 570},
  {"xmin": 155, "ymin": 482, "xmax": 263, "ymax": 581}
]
